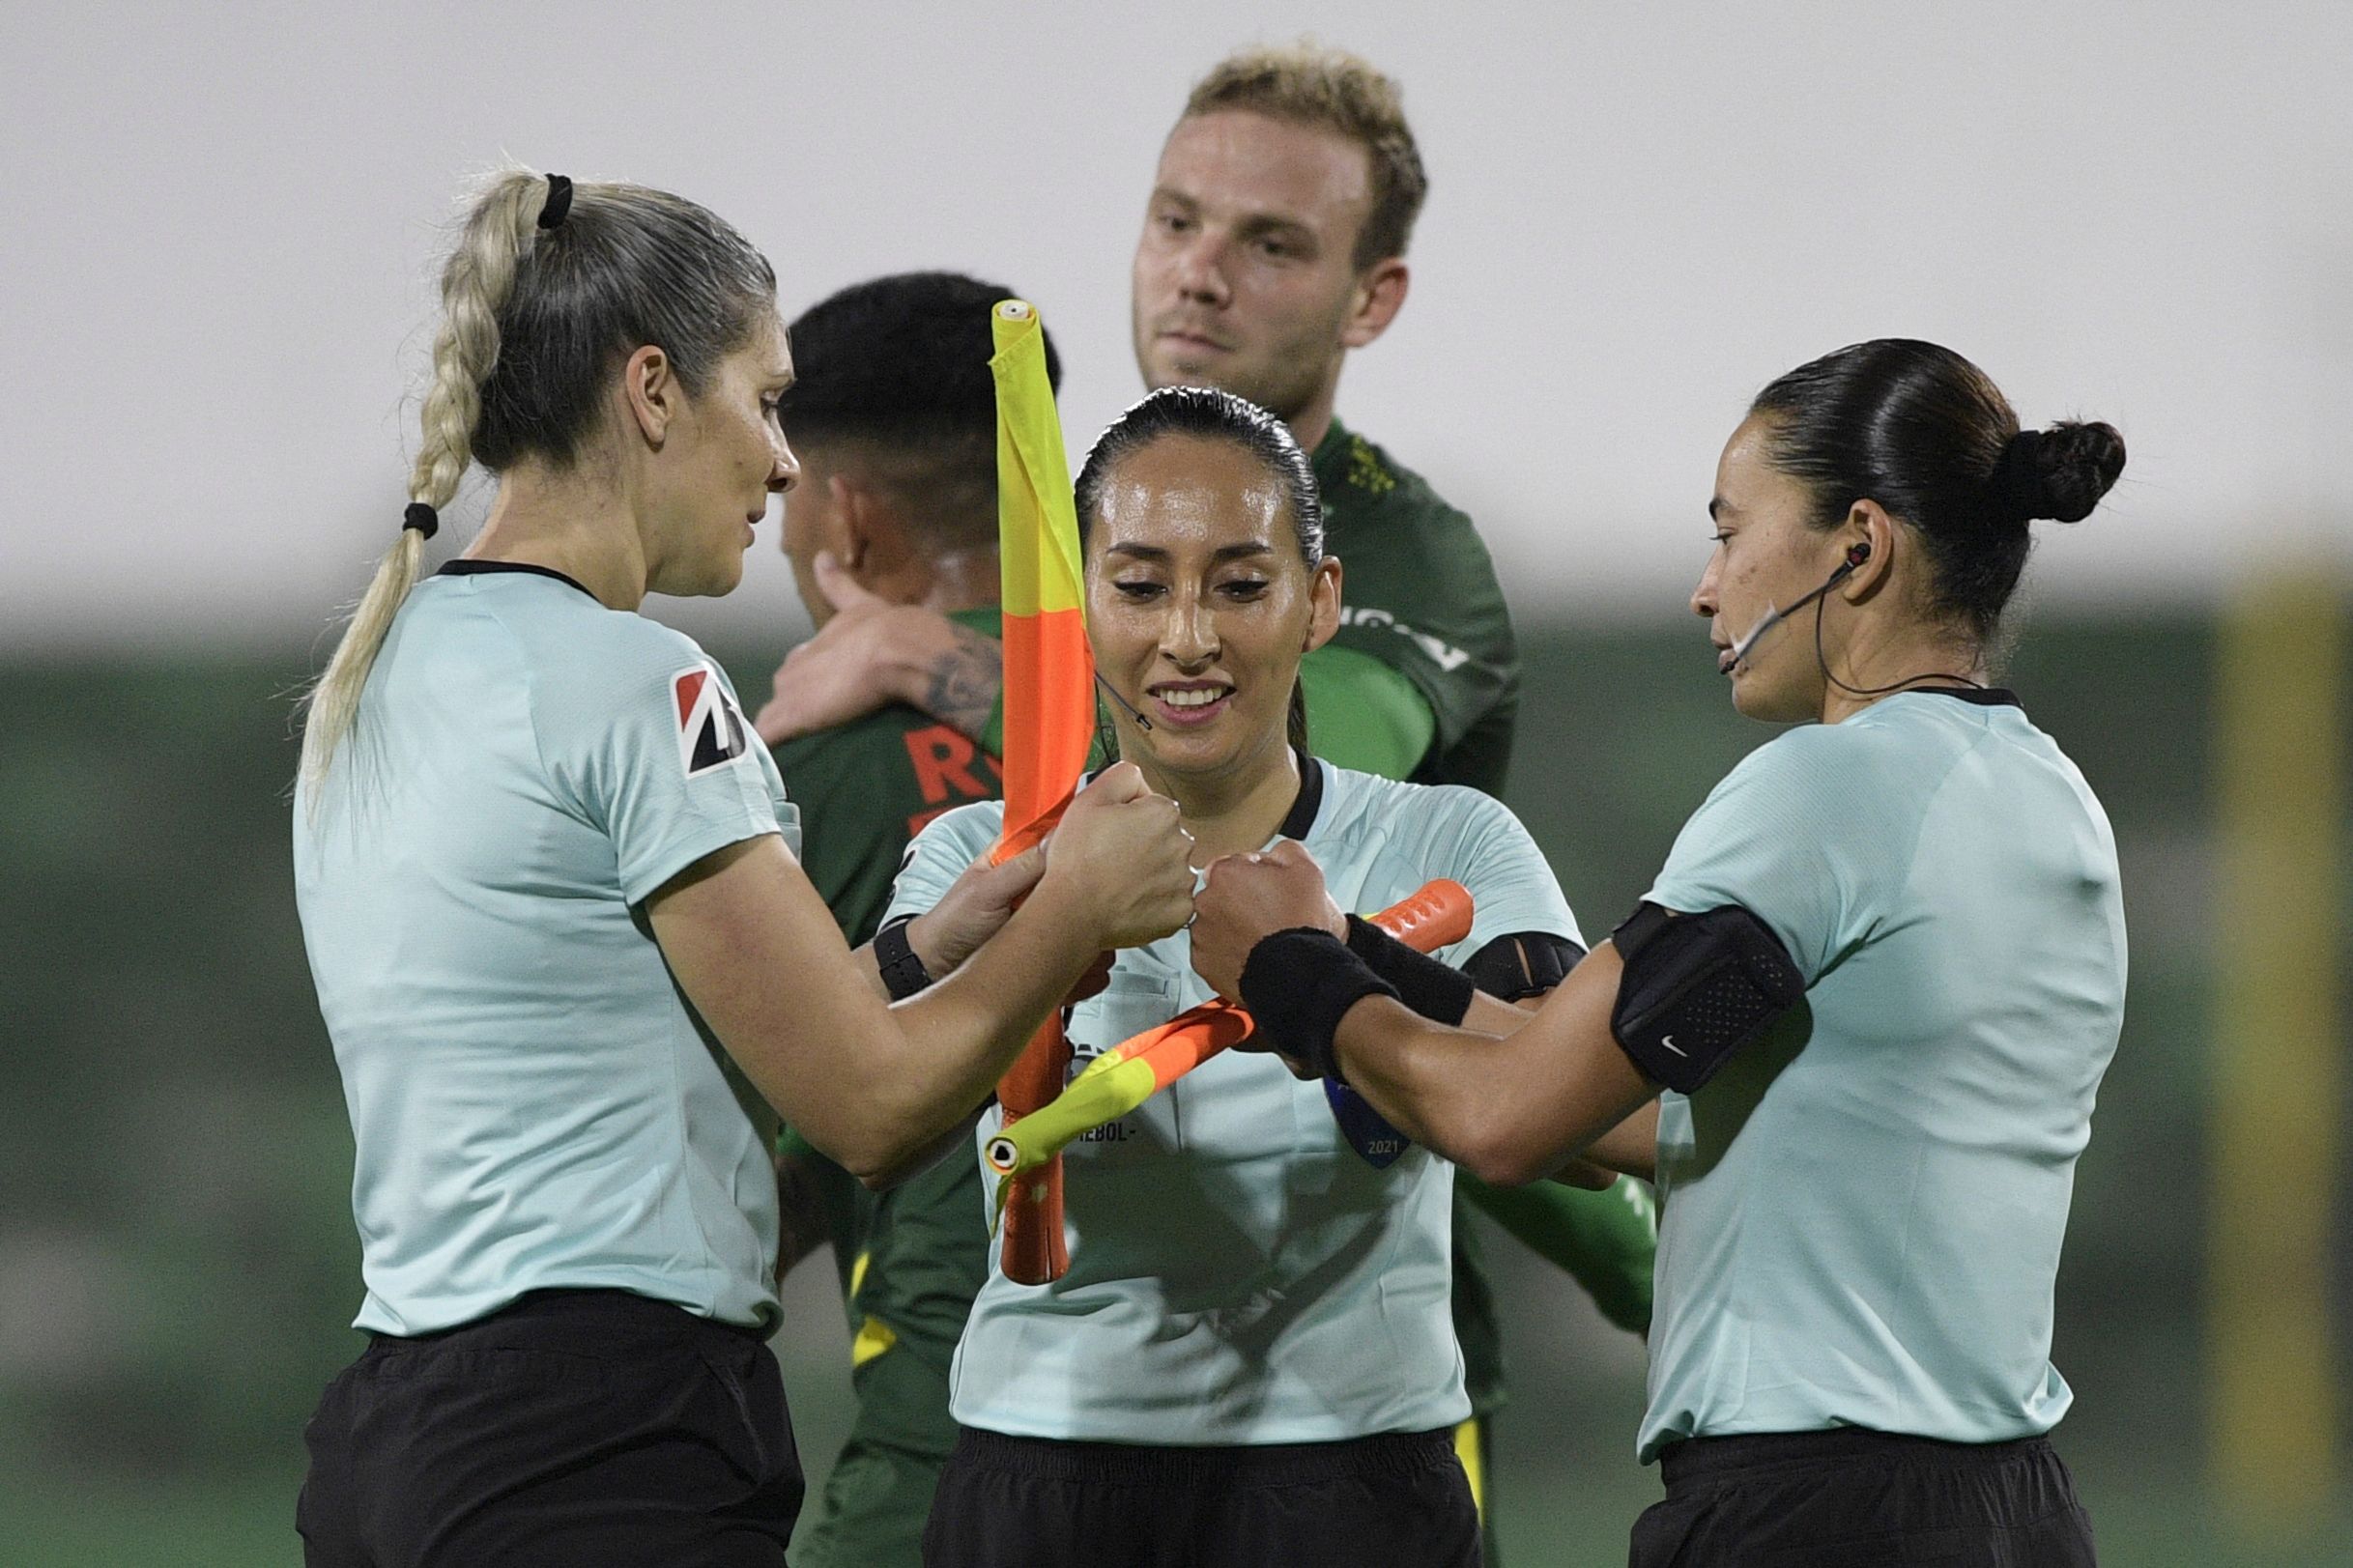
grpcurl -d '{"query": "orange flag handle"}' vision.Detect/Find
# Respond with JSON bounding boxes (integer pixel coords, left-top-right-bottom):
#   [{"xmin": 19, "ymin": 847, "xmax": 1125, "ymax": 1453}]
[
  {"xmin": 1106, "ymin": 878, "xmax": 1472, "ymax": 1088},
  {"xmin": 994, "ymin": 1017, "xmax": 1072, "ymax": 1284},
  {"xmin": 1362, "ymin": 877, "xmax": 1474, "ymax": 955},
  {"xmin": 981, "ymin": 880, "xmax": 1476, "ymax": 1185}
]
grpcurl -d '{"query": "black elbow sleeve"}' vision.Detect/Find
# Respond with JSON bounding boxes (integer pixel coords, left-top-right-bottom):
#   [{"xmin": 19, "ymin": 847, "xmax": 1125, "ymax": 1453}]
[
  {"xmin": 1609, "ymin": 902, "xmax": 1805, "ymax": 1095},
  {"xmin": 1462, "ymin": 930, "xmax": 1586, "ymax": 1002}
]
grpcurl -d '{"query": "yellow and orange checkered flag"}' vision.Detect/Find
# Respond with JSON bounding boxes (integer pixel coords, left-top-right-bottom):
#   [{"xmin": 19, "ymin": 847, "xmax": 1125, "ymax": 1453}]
[{"xmin": 988, "ymin": 299, "xmax": 1093, "ymax": 1285}]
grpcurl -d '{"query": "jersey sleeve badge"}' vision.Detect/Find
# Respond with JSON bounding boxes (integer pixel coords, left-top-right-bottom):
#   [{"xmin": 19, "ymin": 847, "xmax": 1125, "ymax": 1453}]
[{"xmin": 672, "ymin": 662, "xmax": 752, "ymax": 778}]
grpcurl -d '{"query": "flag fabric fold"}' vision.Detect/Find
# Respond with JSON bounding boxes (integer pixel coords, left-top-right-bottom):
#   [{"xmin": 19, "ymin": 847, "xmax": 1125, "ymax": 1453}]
[{"xmin": 989, "ymin": 299, "xmax": 1092, "ymax": 1284}]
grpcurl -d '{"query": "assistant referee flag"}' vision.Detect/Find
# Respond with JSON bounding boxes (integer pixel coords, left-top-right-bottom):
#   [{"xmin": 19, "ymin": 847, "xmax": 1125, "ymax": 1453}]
[{"xmin": 988, "ymin": 299, "xmax": 1093, "ymax": 1284}]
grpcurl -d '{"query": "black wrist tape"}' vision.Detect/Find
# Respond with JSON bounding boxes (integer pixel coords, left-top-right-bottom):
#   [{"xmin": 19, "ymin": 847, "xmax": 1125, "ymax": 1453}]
[
  {"xmin": 1237, "ymin": 927, "xmax": 1400, "ymax": 1083},
  {"xmin": 874, "ymin": 916, "xmax": 934, "ymax": 1002},
  {"xmin": 1345, "ymin": 915, "xmax": 1477, "ymax": 1025}
]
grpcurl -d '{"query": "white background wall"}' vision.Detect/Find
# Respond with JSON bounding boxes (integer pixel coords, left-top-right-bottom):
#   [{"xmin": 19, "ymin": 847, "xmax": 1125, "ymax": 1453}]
[{"xmin": 3, "ymin": 0, "xmax": 2346, "ymax": 650}]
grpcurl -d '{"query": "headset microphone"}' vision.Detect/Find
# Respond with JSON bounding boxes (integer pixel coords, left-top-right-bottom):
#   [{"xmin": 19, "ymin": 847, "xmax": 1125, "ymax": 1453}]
[
  {"xmin": 1094, "ymin": 672, "xmax": 1154, "ymax": 731},
  {"xmin": 1723, "ymin": 541, "xmax": 1871, "ymax": 673}
]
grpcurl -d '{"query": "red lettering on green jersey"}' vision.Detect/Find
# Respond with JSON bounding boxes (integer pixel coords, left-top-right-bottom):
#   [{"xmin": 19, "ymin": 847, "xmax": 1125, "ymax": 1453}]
[{"xmin": 904, "ymin": 724, "xmax": 1002, "ymax": 805}]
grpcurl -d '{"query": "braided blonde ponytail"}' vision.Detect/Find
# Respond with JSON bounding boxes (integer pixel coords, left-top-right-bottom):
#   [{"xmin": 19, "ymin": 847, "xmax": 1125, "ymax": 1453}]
[
  {"xmin": 298, "ymin": 170, "xmax": 548, "ymax": 804},
  {"xmin": 301, "ymin": 167, "xmax": 776, "ymax": 812}
]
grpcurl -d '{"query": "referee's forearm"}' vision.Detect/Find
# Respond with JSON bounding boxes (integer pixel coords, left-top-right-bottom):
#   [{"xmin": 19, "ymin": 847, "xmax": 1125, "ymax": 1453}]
[
  {"xmin": 1335, "ymin": 944, "xmax": 1658, "ymax": 1186},
  {"xmin": 648, "ymin": 835, "xmax": 1103, "ymax": 1185},
  {"xmin": 848, "ymin": 886, "xmax": 1098, "ymax": 1185},
  {"xmin": 1330, "ymin": 999, "xmax": 1529, "ymax": 1178}
]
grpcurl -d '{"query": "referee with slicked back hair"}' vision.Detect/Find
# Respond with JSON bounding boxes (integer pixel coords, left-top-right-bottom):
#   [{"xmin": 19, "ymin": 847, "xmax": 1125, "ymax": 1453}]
[
  {"xmin": 760, "ymin": 272, "xmax": 1651, "ymax": 1566},
  {"xmin": 1193, "ymin": 338, "xmax": 2128, "ymax": 1566},
  {"xmin": 758, "ymin": 45, "xmax": 1659, "ymax": 1564}
]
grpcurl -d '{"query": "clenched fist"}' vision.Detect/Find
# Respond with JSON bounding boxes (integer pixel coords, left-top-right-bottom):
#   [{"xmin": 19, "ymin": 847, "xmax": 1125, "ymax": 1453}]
[
  {"xmin": 1189, "ymin": 839, "xmax": 1345, "ymax": 1002},
  {"xmin": 1042, "ymin": 762, "xmax": 1195, "ymax": 950}
]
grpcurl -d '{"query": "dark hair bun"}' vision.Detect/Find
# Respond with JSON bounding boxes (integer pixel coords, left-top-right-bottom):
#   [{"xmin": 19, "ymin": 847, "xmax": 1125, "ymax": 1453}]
[{"xmin": 2007, "ymin": 420, "xmax": 2126, "ymax": 525}]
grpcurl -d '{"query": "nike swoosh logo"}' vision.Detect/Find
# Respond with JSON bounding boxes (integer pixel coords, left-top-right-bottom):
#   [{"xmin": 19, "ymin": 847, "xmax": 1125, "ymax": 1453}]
[{"xmin": 1660, "ymin": 1034, "xmax": 1687, "ymax": 1057}]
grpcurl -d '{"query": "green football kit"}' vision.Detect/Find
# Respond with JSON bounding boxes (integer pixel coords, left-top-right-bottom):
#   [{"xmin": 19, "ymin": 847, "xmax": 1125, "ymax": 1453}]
[
  {"xmin": 770, "ymin": 425, "xmax": 1652, "ymax": 1567},
  {"xmin": 1306, "ymin": 417, "xmax": 1519, "ymax": 792}
]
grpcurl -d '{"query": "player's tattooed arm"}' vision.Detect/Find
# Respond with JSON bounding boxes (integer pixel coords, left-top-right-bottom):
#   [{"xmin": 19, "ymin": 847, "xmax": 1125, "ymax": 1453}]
[
  {"xmin": 917, "ymin": 619, "xmax": 1005, "ymax": 744},
  {"xmin": 754, "ymin": 553, "xmax": 1003, "ymax": 747}
]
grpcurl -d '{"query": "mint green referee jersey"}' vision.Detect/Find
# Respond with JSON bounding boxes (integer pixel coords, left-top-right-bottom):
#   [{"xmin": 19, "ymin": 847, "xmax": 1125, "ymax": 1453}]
[
  {"xmin": 884, "ymin": 756, "xmax": 1581, "ymax": 1445},
  {"xmin": 294, "ymin": 562, "xmax": 796, "ymax": 1337},
  {"xmin": 1637, "ymin": 689, "xmax": 2126, "ymax": 1461}
]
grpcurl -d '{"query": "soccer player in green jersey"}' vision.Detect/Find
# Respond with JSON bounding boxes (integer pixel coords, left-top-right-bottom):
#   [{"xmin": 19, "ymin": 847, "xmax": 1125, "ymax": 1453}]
[
  {"xmin": 756, "ymin": 45, "xmax": 1654, "ymax": 1561},
  {"xmin": 759, "ymin": 43, "xmax": 1511, "ymax": 792},
  {"xmin": 1192, "ymin": 340, "xmax": 2126, "ymax": 1566}
]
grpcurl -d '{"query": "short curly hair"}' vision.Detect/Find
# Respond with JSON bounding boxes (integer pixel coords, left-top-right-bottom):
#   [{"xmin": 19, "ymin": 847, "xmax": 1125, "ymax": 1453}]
[{"xmin": 1184, "ymin": 41, "xmax": 1427, "ymax": 270}]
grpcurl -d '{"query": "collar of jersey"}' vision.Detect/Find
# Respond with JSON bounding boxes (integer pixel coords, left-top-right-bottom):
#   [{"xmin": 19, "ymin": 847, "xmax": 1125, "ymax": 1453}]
[
  {"xmin": 1887, "ymin": 685, "xmax": 2023, "ymax": 710},
  {"xmin": 436, "ymin": 559, "xmax": 597, "ymax": 600},
  {"xmin": 1082, "ymin": 744, "xmax": 1323, "ymax": 850},
  {"xmin": 1306, "ymin": 415, "xmax": 1352, "ymax": 486},
  {"xmin": 1275, "ymin": 745, "xmax": 1325, "ymax": 841}
]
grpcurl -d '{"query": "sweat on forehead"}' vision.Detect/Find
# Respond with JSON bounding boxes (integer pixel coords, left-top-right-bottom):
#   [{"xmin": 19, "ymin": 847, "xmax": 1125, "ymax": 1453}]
[{"xmin": 1075, "ymin": 386, "xmax": 1324, "ymax": 567}]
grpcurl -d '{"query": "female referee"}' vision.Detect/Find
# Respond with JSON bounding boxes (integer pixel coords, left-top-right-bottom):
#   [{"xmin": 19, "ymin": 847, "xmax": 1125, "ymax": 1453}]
[
  {"xmin": 1192, "ymin": 339, "xmax": 2127, "ymax": 1566},
  {"xmin": 886, "ymin": 386, "xmax": 1598, "ymax": 1568},
  {"xmin": 291, "ymin": 170, "xmax": 1195, "ymax": 1567}
]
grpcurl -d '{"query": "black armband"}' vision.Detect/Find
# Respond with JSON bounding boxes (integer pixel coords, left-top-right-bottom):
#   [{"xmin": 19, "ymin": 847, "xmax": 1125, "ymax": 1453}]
[
  {"xmin": 1237, "ymin": 927, "xmax": 1400, "ymax": 1083},
  {"xmin": 1610, "ymin": 901, "xmax": 1805, "ymax": 1095},
  {"xmin": 873, "ymin": 916, "xmax": 933, "ymax": 1002},
  {"xmin": 1462, "ymin": 930, "xmax": 1586, "ymax": 1003},
  {"xmin": 1344, "ymin": 916, "xmax": 1477, "ymax": 1025}
]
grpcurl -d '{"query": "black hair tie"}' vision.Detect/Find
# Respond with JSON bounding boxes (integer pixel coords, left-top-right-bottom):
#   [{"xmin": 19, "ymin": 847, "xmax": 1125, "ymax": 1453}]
[
  {"xmin": 402, "ymin": 501, "xmax": 441, "ymax": 540},
  {"xmin": 537, "ymin": 173, "xmax": 574, "ymax": 230},
  {"xmin": 1989, "ymin": 429, "xmax": 2047, "ymax": 524}
]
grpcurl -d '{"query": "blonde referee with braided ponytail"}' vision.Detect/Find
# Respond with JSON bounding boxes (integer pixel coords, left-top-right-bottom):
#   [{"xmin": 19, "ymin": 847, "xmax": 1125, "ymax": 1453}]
[{"xmin": 291, "ymin": 169, "xmax": 1196, "ymax": 1567}]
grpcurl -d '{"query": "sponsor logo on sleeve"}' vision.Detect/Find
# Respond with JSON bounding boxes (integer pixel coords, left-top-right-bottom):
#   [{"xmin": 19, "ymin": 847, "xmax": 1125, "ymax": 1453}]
[
  {"xmin": 1335, "ymin": 605, "xmax": 1476, "ymax": 672},
  {"xmin": 672, "ymin": 662, "xmax": 752, "ymax": 778}
]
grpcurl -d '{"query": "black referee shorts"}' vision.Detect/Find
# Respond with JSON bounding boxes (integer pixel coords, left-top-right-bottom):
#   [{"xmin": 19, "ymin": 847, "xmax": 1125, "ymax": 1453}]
[
  {"xmin": 922, "ymin": 1424, "xmax": 1481, "ymax": 1568},
  {"xmin": 297, "ymin": 1289, "xmax": 803, "ymax": 1567},
  {"xmin": 1629, "ymin": 1427, "xmax": 2096, "ymax": 1567}
]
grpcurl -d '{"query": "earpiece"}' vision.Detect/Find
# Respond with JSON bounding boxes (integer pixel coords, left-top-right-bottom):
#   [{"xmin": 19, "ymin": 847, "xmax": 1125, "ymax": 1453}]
[{"xmin": 1724, "ymin": 538, "xmax": 1874, "ymax": 671}]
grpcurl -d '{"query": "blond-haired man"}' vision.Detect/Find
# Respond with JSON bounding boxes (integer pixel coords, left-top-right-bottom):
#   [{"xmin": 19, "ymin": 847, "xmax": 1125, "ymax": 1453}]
[{"xmin": 761, "ymin": 42, "xmax": 1511, "ymax": 789}]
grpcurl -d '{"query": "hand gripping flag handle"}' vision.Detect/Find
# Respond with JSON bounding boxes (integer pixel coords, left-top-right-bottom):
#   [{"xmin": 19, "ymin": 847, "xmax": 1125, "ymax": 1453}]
[{"xmin": 984, "ymin": 879, "xmax": 1474, "ymax": 1183}]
